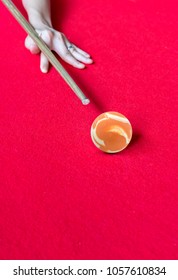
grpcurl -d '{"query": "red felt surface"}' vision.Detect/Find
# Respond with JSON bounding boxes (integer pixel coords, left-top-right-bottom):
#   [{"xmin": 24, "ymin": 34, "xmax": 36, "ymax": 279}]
[{"xmin": 0, "ymin": 0, "xmax": 178, "ymax": 260}]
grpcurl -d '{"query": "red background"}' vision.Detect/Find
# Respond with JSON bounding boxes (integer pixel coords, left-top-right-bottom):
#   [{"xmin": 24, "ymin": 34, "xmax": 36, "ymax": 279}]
[{"xmin": 0, "ymin": 0, "xmax": 178, "ymax": 259}]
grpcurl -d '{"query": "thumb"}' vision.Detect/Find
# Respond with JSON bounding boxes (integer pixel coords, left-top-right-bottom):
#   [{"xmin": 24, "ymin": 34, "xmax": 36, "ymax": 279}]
[{"xmin": 25, "ymin": 35, "xmax": 40, "ymax": 54}]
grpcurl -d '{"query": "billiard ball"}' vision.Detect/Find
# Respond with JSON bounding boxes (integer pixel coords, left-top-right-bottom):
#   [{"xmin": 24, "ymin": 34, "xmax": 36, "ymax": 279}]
[{"xmin": 91, "ymin": 111, "xmax": 132, "ymax": 153}]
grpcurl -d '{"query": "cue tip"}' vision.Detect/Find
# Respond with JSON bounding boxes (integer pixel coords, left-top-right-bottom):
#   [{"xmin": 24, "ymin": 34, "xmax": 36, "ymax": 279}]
[{"xmin": 82, "ymin": 99, "xmax": 90, "ymax": 105}]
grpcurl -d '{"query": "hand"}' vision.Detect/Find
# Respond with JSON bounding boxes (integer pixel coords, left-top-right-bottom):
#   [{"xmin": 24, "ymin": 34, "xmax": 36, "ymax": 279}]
[{"xmin": 25, "ymin": 24, "xmax": 93, "ymax": 73}]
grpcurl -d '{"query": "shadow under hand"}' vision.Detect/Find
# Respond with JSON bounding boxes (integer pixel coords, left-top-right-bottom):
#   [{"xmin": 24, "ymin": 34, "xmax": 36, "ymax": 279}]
[
  {"xmin": 51, "ymin": 0, "xmax": 72, "ymax": 30},
  {"xmin": 50, "ymin": 0, "xmax": 114, "ymax": 113}
]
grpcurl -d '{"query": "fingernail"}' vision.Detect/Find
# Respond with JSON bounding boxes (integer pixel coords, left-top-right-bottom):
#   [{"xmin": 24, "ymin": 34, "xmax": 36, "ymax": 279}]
[
  {"xmin": 78, "ymin": 62, "xmax": 84, "ymax": 66},
  {"xmin": 41, "ymin": 67, "xmax": 48, "ymax": 73},
  {"xmin": 78, "ymin": 64, "xmax": 85, "ymax": 69}
]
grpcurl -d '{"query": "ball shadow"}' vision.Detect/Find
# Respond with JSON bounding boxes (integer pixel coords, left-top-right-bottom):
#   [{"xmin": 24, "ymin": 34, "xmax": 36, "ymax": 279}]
[
  {"xmin": 131, "ymin": 131, "xmax": 141, "ymax": 144},
  {"xmin": 127, "ymin": 131, "xmax": 141, "ymax": 151}
]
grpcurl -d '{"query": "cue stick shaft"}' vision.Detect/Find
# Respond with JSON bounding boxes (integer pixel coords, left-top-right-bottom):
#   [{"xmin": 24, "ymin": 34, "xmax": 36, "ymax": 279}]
[{"xmin": 1, "ymin": 0, "xmax": 90, "ymax": 105}]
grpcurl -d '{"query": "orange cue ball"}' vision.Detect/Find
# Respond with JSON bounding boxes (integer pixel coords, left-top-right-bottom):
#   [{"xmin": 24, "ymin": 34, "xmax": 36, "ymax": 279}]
[{"xmin": 91, "ymin": 112, "xmax": 133, "ymax": 153}]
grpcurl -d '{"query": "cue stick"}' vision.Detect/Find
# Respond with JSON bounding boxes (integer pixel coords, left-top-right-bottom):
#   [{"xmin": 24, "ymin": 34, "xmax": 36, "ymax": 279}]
[{"xmin": 1, "ymin": 0, "xmax": 90, "ymax": 105}]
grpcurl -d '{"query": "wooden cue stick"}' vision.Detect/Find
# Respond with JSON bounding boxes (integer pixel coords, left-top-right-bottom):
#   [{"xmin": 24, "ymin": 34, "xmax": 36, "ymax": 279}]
[{"xmin": 1, "ymin": 0, "xmax": 90, "ymax": 105}]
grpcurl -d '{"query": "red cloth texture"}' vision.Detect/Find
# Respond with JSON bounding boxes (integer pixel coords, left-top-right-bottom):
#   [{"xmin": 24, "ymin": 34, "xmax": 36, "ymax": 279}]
[{"xmin": 0, "ymin": 0, "xmax": 178, "ymax": 259}]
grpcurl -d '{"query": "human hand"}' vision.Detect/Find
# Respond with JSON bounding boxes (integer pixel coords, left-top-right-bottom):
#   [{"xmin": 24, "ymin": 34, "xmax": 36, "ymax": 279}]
[{"xmin": 25, "ymin": 23, "xmax": 93, "ymax": 73}]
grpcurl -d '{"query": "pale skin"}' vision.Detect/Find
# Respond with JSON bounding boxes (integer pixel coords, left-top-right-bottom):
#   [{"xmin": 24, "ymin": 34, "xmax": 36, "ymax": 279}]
[{"xmin": 22, "ymin": 0, "xmax": 93, "ymax": 73}]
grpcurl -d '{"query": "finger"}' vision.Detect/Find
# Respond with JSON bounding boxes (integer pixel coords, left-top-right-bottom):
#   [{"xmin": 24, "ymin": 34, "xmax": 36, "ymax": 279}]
[
  {"xmin": 40, "ymin": 30, "xmax": 53, "ymax": 73},
  {"xmin": 40, "ymin": 52, "xmax": 50, "ymax": 73},
  {"xmin": 64, "ymin": 37, "xmax": 92, "ymax": 59},
  {"xmin": 63, "ymin": 37, "xmax": 93, "ymax": 63},
  {"xmin": 68, "ymin": 48, "xmax": 93, "ymax": 64},
  {"xmin": 53, "ymin": 34, "xmax": 85, "ymax": 69},
  {"xmin": 73, "ymin": 44, "xmax": 91, "ymax": 58},
  {"xmin": 25, "ymin": 35, "xmax": 40, "ymax": 54}
]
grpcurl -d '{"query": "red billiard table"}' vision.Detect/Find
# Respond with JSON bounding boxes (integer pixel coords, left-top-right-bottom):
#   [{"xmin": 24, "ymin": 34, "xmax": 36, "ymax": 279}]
[{"xmin": 0, "ymin": 0, "xmax": 178, "ymax": 259}]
